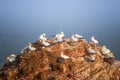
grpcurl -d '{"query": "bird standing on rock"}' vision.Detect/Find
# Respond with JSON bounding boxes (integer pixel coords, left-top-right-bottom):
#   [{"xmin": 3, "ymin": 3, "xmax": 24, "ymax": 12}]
[
  {"xmin": 87, "ymin": 47, "xmax": 96, "ymax": 54},
  {"xmin": 6, "ymin": 54, "xmax": 16, "ymax": 63},
  {"xmin": 56, "ymin": 37, "xmax": 63, "ymax": 42},
  {"xmin": 74, "ymin": 34, "xmax": 83, "ymax": 39},
  {"xmin": 38, "ymin": 33, "xmax": 47, "ymax": 41},
  {"xmin": 53, "ymin": 31, "xmax": 65, "ymax": 43},
  {"xmin": 55, "ymin": 31, "xmax": 65, "ymax": 39},
  {"xmin": 41, "ymin": 39, "xmax": 50, "ymax": 47},
  {"xmin": 71, "ymin": 34, "xmax": 79, "ymax": 42},
  {"xmin": 60, "ymin": 31, "xmax": 65, "ymax": 38},
  {"xmin": 101, "ymin": 46, "xmax": 114, "ymax": 59},
  {"xmin": 89, "ymin": 55, "xmax": 95, "ymax": 62},
  {"xmin": 20, "ymin": 43, "xmax": 36, "ymax": 53},
  {"xmin": 60, "ymin": 52, "xmax": 70, "ymax": 59},
  {"xmin": 101, "ymin": 46, "xmax": 111, "ymax": 55},
  {"xmin": 90, "ymin": 36, "xmax": 99, "ymax": 44},
  {"xmin": 28, "ymin": 43, "xmax": 36, "ymax": 51}
]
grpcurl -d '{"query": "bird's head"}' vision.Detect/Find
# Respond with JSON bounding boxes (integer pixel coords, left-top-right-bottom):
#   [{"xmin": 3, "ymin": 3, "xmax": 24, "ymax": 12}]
[
  {"xmin": 28, "ymin": 43, "xmax": 32, "ymax": 46},
  {"xmin": 60, "ymin": 31, "xmax": 64, "ymax": 35},
  {"xmin": 102, "ymin": 45, "xmax": 107, "ymax": 48},
  {"xmin": 91, "ymin": 36, "xmax": 94, "ymax": 39},
  {"xmin": 42, "ymin": 33, "xmax": 46, "ymax": 37},
  {"xmin": 10, "ymin": 54, "xmax": 16, "ymax": 58}
]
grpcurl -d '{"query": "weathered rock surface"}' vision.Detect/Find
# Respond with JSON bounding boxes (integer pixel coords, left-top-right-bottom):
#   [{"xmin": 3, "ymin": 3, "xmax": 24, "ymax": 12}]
[{"xmin": 0, "ymin": 38, "xmax": 120, "ymax": 80}]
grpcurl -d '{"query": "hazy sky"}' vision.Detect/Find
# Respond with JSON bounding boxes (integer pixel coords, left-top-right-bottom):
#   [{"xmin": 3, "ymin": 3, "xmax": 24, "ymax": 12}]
[
  {"xmin": 0, "ymin": 0, "xmax": 120, "ymax": 33},
  {"xmin": 0, "ymin": 0, "xmax": 120, "ymax": 67}
]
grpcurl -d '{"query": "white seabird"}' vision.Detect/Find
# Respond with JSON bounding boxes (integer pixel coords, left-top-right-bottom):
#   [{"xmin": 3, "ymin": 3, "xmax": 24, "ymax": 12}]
[
  {"xmin": 87, "ymin": 47, "xmax": 96, "ymax": 54},
  {"xmin": 23, "ymin": 43, "xmax": 36, "ymax": 51},
  {"xmin": 71, "ymin": 34, "xmax": 79, "ymax": 42},
  {"xmin": 101, "ymin": 46, "xmax": 111, "ymax": 54},
  {"xmin": 6, "ymin": 54, "xmax": 16, "ymax": 62},
  {"xmin": 89, "ymin": 55, "xmax": 95, "ymax": 61},
  {"xmin": 53, "ymin": 36, "xmax": 63, "ymax": 43},
  {"xmin": 74, "ymin": 34, "xmax": 83, "ymax": 39},
  {"xmin": 60, "ymin": 52, "xmax": 70, "ymax": 59},
  {"xmin": 42, "ymin": 40, "xmax": 50, "ymax": 47},
  {"xmin": 90, "ymin": 36, "xmax": 99, "ymax": 44},
  {"xmin": 38, "ymin": 33, "xmax": 47, "ymax": 41},
  {"xmin": 55, "ymin": 31, "xmax": 65, "ymax": 39},
  {"xmin": 53, "ymin": 31, "xmax": 64, "ymax": 43},
  {"xmin": 56, "ymin": 37, "xmax": 63, "ymax": 42},
  {"xmin": 60, "ymin": 31, "xmax": 65, "ymax": 38},
  {"xmin": 28, "ymin": 43, "xmax": 36, "ymax": 51}
]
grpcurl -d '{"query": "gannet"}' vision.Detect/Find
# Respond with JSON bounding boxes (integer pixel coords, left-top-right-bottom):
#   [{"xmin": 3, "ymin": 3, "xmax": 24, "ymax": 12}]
[
  {"xmin": 53, "ymin": 32, "xmax": 64, "ymax": 43},
  {"xmin": 42, "ymin": 41, "xmax": 50, "ymax": 47},
  {"xmin": 23, "ymin": 43, "xmax": 36, "ymax": 51},
  {"xmin": 101, "ymin": 46, "xmax": 111, "ymax": 54},
  {"xmin": 71, "ymin": 34, "xmax": 79, "ymax": 42},
  {"xmin": 53, "ymin": 37, "xmax": 63, "ymax": 43},
  {"xmin": 60, "ymin": 31, "xmax": 65, "ymax": 38},
  {"xmin": 74, "ymin": 34, "xmax": 83, "ymax": 39},
  {"xmin": 6, "ymin": 54, "xmax": 16, "ymax": 62},
  {"xmin": 89, "ymin": 55, "xmax": 95, "ymax": 61},
  {"xmin": 90, "ymin": 36, "xmax": 99, "ymax": 44},
  {"xmin": 55, "ymin": 31, "xmax": 65, "ymax": 39},
  {"xmin": 56, "ymin": 37, "xmax": 63, "ymax": 42},
  {"xmin": 87, "ymin": 47, "xmax": 96, "ymax": 54},
  {"xmin": 38, "ymin": 33, "xmax": 47, "ymax": 41},
  {"xmin": 28, "ymin": 43, "xmax": 36, "ymax": 51},
  {"xmin": 60, "ymin": 52, "xmax": 70, "ymax": 59}
]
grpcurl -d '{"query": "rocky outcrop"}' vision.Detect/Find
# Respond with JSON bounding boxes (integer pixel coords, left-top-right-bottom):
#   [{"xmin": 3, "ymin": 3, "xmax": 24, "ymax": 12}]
[{"xmin": 0, "ymin": 38, "xmax": 120, "ymax": 80}]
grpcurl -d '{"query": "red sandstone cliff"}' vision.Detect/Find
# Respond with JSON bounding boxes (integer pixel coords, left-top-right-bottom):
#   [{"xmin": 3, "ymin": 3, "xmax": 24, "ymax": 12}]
[{"xmin": 0, "ymin": 38, "xmax": 120, "ymax": 80}]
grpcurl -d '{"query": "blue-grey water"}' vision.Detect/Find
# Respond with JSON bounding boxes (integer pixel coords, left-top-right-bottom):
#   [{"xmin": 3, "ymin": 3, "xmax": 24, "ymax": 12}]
[{"xmin": 0, "ymin": 0, "xmax": 120, "ymax": 68}]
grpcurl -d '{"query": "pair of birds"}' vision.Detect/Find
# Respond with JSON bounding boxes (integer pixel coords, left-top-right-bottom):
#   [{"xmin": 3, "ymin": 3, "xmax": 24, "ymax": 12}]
[
  {"xmin": 53, "ymin": 31, "xmax": 65, "ymax": 43},
  {"xmin": 88, "ymin": 45, "xmax": 115, "ymax": 61},
  {"xmin": 39, "ymin": 33, "xmax": 50, "ymax": 47},
  {"xmin": 39, "ymin": 31, "xmax": 65, "ymax": 45},
  {"xmin": 87, "ymin": 47, "xmax": 96, "ymax": 61},
  {"xmin": 71, "ymin": 34, "xmax": 83, "ymax": 42},
  {"xmin": 39, "ymin": 33, "xmax": 47, "ymax": 41},
  {"xmin": 20, "ymin": 43, "xmax": 36, "ymax": 54},
  {"xmin": 87, "ymin": 45, "xmax": 114, "ymax": 62},
  {"xmin": 55, "ymin": 31, "xmax": 65, "ymax": 39}
]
